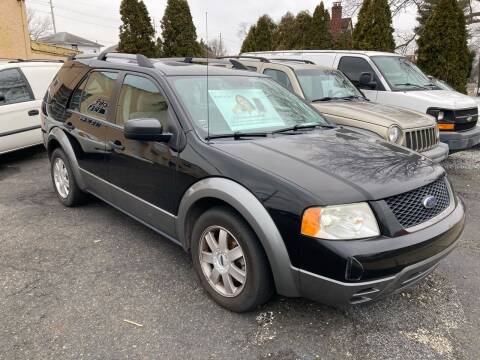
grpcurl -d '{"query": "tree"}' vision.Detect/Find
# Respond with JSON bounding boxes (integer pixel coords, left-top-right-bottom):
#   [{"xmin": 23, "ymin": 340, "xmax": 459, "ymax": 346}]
[
  {"xmin": 161, "ymin": 0, "xmax": 201, "ymax": 57},
  {"xmin": 27, "ymin": 9, "xmax": 53, "ymax": 41},
  {"xmin": 352, "ymin": 0, "xmax": 395, "ymax": 51},
  {"xmin": 417, "ymin": 0, "xmax": 470, "ymax": 92},
  {"xmin": 118, "ymin": 0, "xmax": 159, "ymax": 57},
  {"xmin": 292, "ymin": 11, "xmax": 313, "ymax": 49},
  {"xmin": 274, "ymin": 12, "xmax": 297, "ymax": 50},
  {"xmin": 240, "ymin": 25, "xmax": 257, "ymax": 53},
  {"xmin": 416, "ymin": 0, "xmax": 470, "ymax": 37},
  {"xmin": 335, "ymin": 30, "xmax": 353, "ymax": 49},
  {"xmin": 308, "ymin": 2, "xmax": 333, "ymax": 49},
  {"xmin": 240, "ymin": 15, "xmax": 276, "ymax": 52}
]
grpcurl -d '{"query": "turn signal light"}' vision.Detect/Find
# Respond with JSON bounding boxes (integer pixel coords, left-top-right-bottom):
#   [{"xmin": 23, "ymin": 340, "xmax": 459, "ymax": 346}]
[
  {"xmin": 438, "ymin": 123, "xmax": 454, "ymax": 131},
  {"xmin": 301, "ymin": 208, "xmax": 321, "ymax": 237}
]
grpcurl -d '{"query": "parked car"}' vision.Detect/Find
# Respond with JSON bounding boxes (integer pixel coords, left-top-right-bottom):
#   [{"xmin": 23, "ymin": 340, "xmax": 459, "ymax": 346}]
[
  {"xmin": 0, "ymin": 60, "xmax": 62, "ymax": 155},
  {"xmin": 223, "ymin": 56, "xmax": 448, "ymax": 163},
  {"xmin": 243, "ymin": 50, "xmax": 480, "ymax": 152},
  {"xmin": 43, "ymin": 53, "xmax": 465, "ymax": 312}
]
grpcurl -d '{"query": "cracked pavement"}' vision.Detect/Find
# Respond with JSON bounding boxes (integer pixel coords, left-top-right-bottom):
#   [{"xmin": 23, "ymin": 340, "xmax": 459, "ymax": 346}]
[{"xmin": 0, "ymin": 145, "xmax": 479, "ymax": 360}]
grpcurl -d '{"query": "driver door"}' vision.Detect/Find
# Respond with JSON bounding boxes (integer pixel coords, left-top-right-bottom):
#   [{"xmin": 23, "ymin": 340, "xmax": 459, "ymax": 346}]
[
  {"xmin": 337, "ymin": 56, "xmax": 382, "ymax": 101},
  {"xmin": 105, "ymin": 73, "xmax": 178, "ymax": 237}
]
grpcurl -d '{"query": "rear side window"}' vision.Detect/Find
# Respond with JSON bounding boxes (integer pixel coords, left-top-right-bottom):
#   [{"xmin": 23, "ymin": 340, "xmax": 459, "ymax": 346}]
[
  {"xmin": 0, "ymin": 68, "xmax": 34, "ymax": 106},
  {"xmin": 116, "ymin": 74, "xmax": 168, "ymax": 128},
  {"xmin": 78, "ymin": 71, "xmax": 118, "ymax": 121},
  {"xmin": 263, "ymin": 69, "xmax": 294, "ymax": 92},
  {"xmin": 69, "ymin": 77, "xmax": 87, "ymax": 111}
]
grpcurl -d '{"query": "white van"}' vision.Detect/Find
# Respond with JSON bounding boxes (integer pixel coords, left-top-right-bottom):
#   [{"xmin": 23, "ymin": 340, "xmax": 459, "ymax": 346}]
[
  {"xmin": 243, "ymin": 50, "xmax": 480, "ymax": 151},
  {"xmin": 0, "ymin": 60, "xmax": 62, "ymax": 155}
]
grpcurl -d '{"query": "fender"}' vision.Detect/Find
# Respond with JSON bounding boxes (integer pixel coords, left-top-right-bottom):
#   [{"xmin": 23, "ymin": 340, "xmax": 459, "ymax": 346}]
[
  {"xmin": 47, "ymin": 127, "xmax": 87, "ymax": 191},
  {"xmin": 176, "ymin": 177, "xmax": 300, "ymax": 297}
]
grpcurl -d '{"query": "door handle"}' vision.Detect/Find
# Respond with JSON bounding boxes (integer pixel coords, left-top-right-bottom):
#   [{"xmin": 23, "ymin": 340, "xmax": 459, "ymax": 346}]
[
  {"xmin": 108, "ymin": 140, "xmax": 125, "ymax": 152},
  {"xmin": 65, "ymin": 122, "xmax": 75, "ymax": 131},
  {"xmin": 28, "ymin": 109, "xmax": 39, "ymax": 116}
]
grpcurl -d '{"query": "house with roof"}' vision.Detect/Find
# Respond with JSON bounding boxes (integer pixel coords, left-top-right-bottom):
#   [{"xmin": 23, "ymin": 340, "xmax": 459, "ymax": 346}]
[
  {"xmin": 39, "ymin": 32, "xmax": 103, "ymax": 55},
  {"xmin": 330, "ymin": 2, "xmax": 352, "ymax": 42}
]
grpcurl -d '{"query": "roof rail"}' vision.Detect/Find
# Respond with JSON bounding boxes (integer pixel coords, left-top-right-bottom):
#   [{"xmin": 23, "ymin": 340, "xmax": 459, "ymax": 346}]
[
  {"xmin": 96, "ymin": 51, "xmax": 155, "ymax": 69},
  {"xmin": 158, "ymin": 57, "xmax": 250, "ymax": 70},
  {"xmin": 270, "ymin": 58, "xmax": 315, "ymax": 64},
  {"xmin": 218, "ymin": 55, "xmax": 270, "ymax": 63},
  {"xmin": 8, "ymin": 59, "xmax": 64, "ymax": 63}
]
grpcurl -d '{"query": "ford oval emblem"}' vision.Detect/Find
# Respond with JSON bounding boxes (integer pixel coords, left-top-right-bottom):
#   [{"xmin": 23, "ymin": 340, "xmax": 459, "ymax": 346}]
[{"xmin": 422, "ymin": 195, "xmax": 437, "ymax": 209}]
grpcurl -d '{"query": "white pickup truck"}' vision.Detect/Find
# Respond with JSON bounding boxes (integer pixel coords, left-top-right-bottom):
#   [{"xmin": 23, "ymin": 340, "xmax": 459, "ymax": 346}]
[{"xmin": 244, "ymin": 50, "xmax": 480, "ymax": 152}]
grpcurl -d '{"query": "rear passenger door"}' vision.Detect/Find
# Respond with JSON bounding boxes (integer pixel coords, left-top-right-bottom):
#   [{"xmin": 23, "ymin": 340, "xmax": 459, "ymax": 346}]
[
  {"xmin": 104, "ymin": 73, "xmax": 178, "ymax": 237},
  {"xmin": 65, "ymin": 70, "xmax": 119, "ymax": 189},
  {"xmin": 0, "ymin": 67, "xmax": 39, "ymax": 153}
]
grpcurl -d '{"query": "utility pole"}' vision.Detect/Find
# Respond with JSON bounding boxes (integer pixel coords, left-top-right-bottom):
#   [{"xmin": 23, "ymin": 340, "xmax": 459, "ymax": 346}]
[{"xmin": 49, "ymin": 0, "xmax": 57, "ymax": 34}]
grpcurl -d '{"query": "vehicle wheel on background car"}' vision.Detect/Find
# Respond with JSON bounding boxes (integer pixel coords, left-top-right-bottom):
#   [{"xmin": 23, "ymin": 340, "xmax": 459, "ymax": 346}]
[
  {"xmin": 50, "ymin": 148, "xmax": 87, "ymax": 207},
  {"xmin": 191, "ymin": 206, "xmax": 274, "ymax": 312}
]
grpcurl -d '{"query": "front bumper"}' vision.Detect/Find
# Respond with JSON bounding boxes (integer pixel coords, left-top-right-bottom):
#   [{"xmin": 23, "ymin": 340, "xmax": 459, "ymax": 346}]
[
  {"xmin": 291, "ymin": 197, "xmax": 465, "ymax": 307},
  {"xmin": 421, "ymin": 142, "xmax": 449, "ymax": 163},
  {"xmin": 440, "ymin": 126, "xmax": 480, "ymax": 151}
]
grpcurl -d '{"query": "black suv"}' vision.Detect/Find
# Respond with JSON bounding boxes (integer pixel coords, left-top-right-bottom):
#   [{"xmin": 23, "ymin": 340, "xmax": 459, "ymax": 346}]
[{"xmin": 42, "ymin": 53, "xmax": 465, "ymax": 312}]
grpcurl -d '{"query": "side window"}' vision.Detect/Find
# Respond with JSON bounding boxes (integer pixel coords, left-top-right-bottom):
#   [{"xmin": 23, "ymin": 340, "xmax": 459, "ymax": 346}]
[
  {"xmin": 78, "ymin": 71, "xmax": 118, "ymax": 121},
  {"xmin": 263, "ymin": 69, "xmax": 294, "ymax": 92},
  {"xmin": 0, "ymin": 68, "xmax": 34, "ymax": 106},
  {"xmin": 69, "ymin": 77, "xmax": 87, "ymax": 111},
  {"xmin": 338, "ymin": 56, "xmax": 376, "ymax": 85},
  {"xmin": 116, "ymin": 74, "xmax": 168, "ymax": 128}
]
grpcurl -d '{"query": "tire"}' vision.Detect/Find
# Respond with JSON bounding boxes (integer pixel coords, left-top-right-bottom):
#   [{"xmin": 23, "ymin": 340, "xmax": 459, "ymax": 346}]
[
  {"xmin": 50, "ymin": 148, "xmax": 87, "ymax": 207},
  {"xmin": 191, "ymin": 206, "xmax": 274, "ymax": 312}
]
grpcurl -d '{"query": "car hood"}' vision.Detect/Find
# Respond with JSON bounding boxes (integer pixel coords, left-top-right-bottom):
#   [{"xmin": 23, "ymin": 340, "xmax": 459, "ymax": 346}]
[
  {"xmin": 212, "ymin": 128, "xmax": 444, "ymax": 205},
  {"xmin": 312, "ymin": 100, "xmax": 434, "ymax": 128},
  {"xmin": 400, "ymin": 90, "xmax": 477, "ymax": 109}
]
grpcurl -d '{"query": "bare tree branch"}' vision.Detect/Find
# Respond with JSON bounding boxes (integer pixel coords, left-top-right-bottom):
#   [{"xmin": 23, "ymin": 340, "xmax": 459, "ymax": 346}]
[{"xmin": 27, "ymin": 8, "xmax": 53, "ymax": 41}]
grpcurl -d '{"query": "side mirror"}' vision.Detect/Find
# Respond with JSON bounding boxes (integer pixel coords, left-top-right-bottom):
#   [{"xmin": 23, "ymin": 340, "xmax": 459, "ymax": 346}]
[
  {"xmin": 359, "ymin": 72, "xmax": 377, "ymax": 90},
  {"xmin": 124, "ymin": 118, "xmax": 171, "ymax": 142}
]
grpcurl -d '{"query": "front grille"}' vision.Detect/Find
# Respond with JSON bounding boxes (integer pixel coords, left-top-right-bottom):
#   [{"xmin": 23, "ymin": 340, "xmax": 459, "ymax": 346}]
[
  {"xmin": 384, "ymin": 177, "xmax": 451, "ymax": 229},
  {"xmin": 454, "ymin": 107, "xmax": 478, "ymax": 132},
  {"xmin": 404, "ymin": 126, "xmax": 438, "ymax": 152}
]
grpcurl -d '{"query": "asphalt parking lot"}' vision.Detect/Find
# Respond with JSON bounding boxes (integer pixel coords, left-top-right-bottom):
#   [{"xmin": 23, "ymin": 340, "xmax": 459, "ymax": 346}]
[{"xmin": 1, "ymin": 145, "xmax": 479, "ymax": 360}]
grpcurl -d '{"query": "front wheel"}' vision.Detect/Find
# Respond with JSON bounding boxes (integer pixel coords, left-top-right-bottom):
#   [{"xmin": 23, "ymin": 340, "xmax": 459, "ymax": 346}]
[{"xmin": 191, "ymin": 206, "xmax": 274, "ymax": 312}]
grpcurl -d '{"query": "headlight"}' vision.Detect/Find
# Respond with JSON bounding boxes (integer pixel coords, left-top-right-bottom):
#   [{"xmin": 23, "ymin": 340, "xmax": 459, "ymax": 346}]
[
  {"xmin": 301, "ymin": 203, "xmax": 380, "ymax": 240},
  {"xmin": 387, "ymin": 125, "xmax": 401, "ymax": 143}
]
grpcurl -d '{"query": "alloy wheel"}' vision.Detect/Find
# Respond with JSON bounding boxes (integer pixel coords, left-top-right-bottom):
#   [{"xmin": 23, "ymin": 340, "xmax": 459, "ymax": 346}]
[
  {"xmin": 198, "ymin": 225, "xmax": 247, "ymax": 297},
  {"xmin": 53, "ymin": 157, "xmax": 70, "ymax": 199}
]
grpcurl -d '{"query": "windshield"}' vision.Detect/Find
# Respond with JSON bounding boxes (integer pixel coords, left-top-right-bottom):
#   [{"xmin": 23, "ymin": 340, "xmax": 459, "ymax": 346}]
[
  {"xmin": 371, "ymin": 56, "xmax": 434, "ymax": 91},
  {"xmin": 168, "ymin": 75, "xmax": 329, "ymax": 138},
  {"xmin": 295, "ymin": 69, "xmax": 364, "ymax": 102}
]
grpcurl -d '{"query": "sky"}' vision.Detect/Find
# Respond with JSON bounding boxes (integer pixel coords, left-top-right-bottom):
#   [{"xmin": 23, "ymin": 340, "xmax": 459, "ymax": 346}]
[{"xmin": 25, "ymin": 0, "xmax": 418, "ymax": 53}]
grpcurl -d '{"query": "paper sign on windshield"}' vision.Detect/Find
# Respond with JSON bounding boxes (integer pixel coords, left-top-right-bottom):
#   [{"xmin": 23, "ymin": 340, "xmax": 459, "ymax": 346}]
[{"xmin": 208, "ymin": 89, "xmax": 285, "ymax": 132}]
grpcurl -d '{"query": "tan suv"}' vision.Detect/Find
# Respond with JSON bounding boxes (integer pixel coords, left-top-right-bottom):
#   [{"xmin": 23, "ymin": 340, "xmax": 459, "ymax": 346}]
[{"xmin": 223, "ymin": 57, "xmax": 449, "ymax": 163}]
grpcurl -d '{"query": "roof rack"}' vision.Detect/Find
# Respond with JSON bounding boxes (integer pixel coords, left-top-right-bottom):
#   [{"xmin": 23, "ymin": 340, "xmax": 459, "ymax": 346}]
[
  {"xmin": 96, "ymin": 51, "xmax": 155, "ymax": 69},
  {"xmin": 8, "ymin": 59, "xmax": 64, "ymax": 63},
  {"xmin": 158, "ymin": 57, "xmax": 250, "ymax": 70},
  {"xmin": 269, "ymin": 58, "xmax": 315, "ymax": 64},
  {"xmin": 218, "ymin": 55, "xmax": 270, "ymax": 63}
]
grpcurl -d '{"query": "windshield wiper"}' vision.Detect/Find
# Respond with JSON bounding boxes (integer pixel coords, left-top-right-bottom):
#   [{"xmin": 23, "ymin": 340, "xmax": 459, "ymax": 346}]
[
  {"xmin": 272, "ymin": 123, "xmax": 336, "ymax": 134},
  {"xmin": 206, "ymin": 131, "xmax": 268, "ymax": 141},
  {"xmin": 311, "ymin": 97, "xmax": 333, "ymax": 102},
  {"xmin": 394, "ymin": 82, "xmax": 428, "ymax": 90},
  {"xmin": 336, "ymin": 95, "xmax": 364, "ymax": 101}
]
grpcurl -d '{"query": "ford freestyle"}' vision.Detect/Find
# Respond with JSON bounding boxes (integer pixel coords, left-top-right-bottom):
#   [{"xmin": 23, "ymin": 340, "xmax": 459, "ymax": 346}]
[{"xmin": 42, "ymin": 53, "xmax": 465, "ymax": 312}]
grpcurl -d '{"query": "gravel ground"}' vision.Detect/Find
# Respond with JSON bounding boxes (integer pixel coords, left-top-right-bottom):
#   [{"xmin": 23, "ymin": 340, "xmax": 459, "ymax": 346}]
[{"xmin": 0, "ymin": 145, "xmax": 479, "ymax": 360}]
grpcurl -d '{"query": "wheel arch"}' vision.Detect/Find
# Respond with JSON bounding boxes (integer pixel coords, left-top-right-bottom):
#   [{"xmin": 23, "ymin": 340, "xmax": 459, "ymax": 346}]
[
  {"xmin": 176, "ymin": 177, "xmax": 300, "ymax": 297},
  {"xmin": 47, "ymin": 127, "xmax": 87, "ymax": 190}
]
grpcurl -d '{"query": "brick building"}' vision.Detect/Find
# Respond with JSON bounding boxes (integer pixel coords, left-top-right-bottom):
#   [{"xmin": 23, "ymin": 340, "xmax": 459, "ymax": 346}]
[
  {"xmin": 330, "ymin": 2, "xmax": 352, "ymax": 41},
  {"xmin": 0, "ymin": 0, "xmax": 77, "ymax": 60}
]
